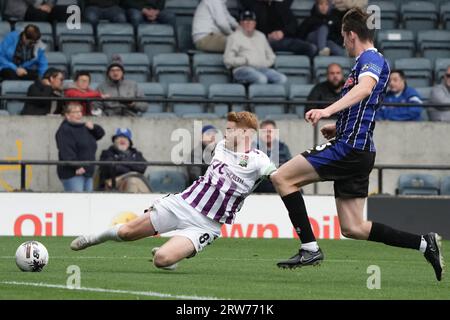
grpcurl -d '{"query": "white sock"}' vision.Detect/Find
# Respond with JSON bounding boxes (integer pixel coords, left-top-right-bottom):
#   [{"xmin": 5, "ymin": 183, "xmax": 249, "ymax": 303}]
[
  {"xmin": 89, "ymin": 224, "xmax": 124, "ymax": 244},
  {"xmin": 301, "ymin": 241, "xmax": 319, "ymax": 252},
  {"xmin": 419, "ymin": 236, "xmax": 427, "ymax": 253}
]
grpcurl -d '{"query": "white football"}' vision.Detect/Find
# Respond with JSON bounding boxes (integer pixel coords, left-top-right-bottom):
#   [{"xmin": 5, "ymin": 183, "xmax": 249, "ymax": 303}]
[{"xmin": 15, "ymin": 241, "xmax": 49, "ymax": 272}]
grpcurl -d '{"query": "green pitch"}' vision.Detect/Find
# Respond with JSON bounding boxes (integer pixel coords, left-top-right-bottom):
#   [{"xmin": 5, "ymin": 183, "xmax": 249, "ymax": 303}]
[{"xmin": 0, "ymin": 236, "xmax": 448, "ymax": 300}]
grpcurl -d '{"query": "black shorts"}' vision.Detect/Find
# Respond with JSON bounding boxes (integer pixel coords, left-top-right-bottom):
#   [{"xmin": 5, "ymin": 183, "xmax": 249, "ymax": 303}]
[{"xmin": 302, "ymin": 140, "xmax": 376, "ymax": 198}]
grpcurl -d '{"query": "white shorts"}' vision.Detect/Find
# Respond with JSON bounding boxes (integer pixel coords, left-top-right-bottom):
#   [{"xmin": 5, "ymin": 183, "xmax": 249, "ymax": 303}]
[{"xmin": 150, "ymin": 194, "xmax": 222, "ymax": 253}]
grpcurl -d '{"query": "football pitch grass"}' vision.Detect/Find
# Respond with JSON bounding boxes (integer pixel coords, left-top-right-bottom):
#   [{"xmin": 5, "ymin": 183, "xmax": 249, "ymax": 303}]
[{"xmin": 0, "ymin": 236, "xmax": 448, "ymax": 300}]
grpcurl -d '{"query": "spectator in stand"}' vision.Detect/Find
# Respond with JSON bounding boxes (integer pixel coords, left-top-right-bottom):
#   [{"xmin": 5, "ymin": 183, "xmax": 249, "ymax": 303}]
[
  {"xmin": 192, "ymin": 0, "xmax": 239, "ymax": 53},
  {"xmin": 429, "ymin": 65, "xmax": 450, "ymax": 122},
  {"xmin": 92, "ymin": 55, "xmax": 148, "ymax": 116},
  {"xmin": 55, "ymin": 102, "xmax": 105, "ymax": 192},
  {"xmin": 123, "ymin": 0, "xmax": 176, "ymax": 28},
  {"xmin": 298, "ymin": 0, "xmax": 346, "ymax": 56},
  {"xmin": 254, "ymin": 119, "xmax": 291, "ymax": 193},
  {"xmin": 306, "ymin": 63, "xmax": 344, "ymax": 117},
  {"xmin": 376, "ymin": 70, "xmax": 424, "ymax": 121},
  {"xmin": 186, "ymin": 125, "xmax": 219, "ymax": 185},
  {"xmin": 99, "ymin": 128, "xmax": 150, "ymax": 193},
  {"xmin": 64, "ymin": 71, "xmax": 108, "ymax": 116},
  {"xmin": 333, "ymin": 0, "xmax": 367, "ymax": 12},
  {"xmin": 224, "ymin": 10, "xmax": 287, "ymax": 85},
  {"xmin": 239, "ymin": 0, "xmax": 317, "ymax": 58},
  {"xmin": 84, "ymin": 0, "xmax": 127, "ymax": 27},
  {"xmin": 21, "ymin": 67, "xmax": 64, "ymax": 115},
  {"xmin": 3, "ymin": 0, "xmax": 77, "ymax": 22},
  {"xmin": 0, "ymin": 24, "xmax": 48, "ymax": 81}
]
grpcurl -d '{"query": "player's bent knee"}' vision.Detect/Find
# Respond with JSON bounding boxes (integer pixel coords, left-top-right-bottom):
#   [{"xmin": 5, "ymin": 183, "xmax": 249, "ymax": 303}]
[
  {"xmin": 117, "ymin": 225, "xmax": 134, "ymax": 241},
  {"xmin": 340, "ymin": 225, "xmax": 365, "ymax": 240},
  {"xmin": 153, "ymin": 250, "xmax": 177, "ymax": 268}
]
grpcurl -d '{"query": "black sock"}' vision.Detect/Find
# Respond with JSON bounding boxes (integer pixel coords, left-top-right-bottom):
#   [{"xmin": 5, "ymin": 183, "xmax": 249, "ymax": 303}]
[
  {"xmin": 368, "ymin": 222, "xmax": 421, "ymax": 250},
  {"xmin": 281, "ymin": 191, "xmax": 316, "ymax": 243}
]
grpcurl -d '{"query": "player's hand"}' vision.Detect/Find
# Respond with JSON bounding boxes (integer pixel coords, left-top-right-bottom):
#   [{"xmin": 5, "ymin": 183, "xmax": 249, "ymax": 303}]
[
  {"xmin": 320, "ymin": 124, "xmax": 337, "ymax": 140},
  {"xmin": 305, "ymin": 108, "xmax": 331, "ymax": 126}
]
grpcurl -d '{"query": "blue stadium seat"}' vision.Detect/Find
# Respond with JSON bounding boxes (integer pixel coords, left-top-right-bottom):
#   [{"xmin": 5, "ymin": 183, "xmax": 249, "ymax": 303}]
[
  {"xmin": 138, "ymin": 82, "xmax": 166, "ymax": 114},
  {"xmin": 441, "ymin": 2, "xmax": 450, "ymax": 30},
  {"xmin": 168, "ymin": 83, "xmax": 206, "ymax": 116},
  {"xmin": 397, "ymin": 173, "xmax": 440, "ymax": 195},
  {"xmin": 97, "ymin": 23, "xmax": 135, "ymax": 58},
  {"xmin": 369, "ymin": 1, "xmax": 399, "ymax": 29},
  {"xmin": 434, "ymin": 58, "xmax": 450, "ymax": 83},
  {"xmin": 275, "ymin": 55, "xmax": 311, "ymax": 85},
  {"xmin": 417, "ymin": 30, "xmax": 450, "ymax": 62},
  {"xmin": 401, "ymin": 1, "xmax": 439, "ymax": 32},
  {"xmin": 440, "ymin": 175, "xmax": 450, "ymax": 195},
  {"xmin": 1, "ymin": 80, "xmax": 33, "ymax": 115},
  {"xmin": 137, "ymin": 24, "xmax": 176, "ymax": 60},
  {"xmin": 117, "ymin": 53, "xmax": 150, "ymax": 82},
  {"xmin": 209, "ymin": 83, "xmax": 246, "ymax": 117},
  {"xmin": 313, "ymin": 56, "xmax": 353, "ymax": 83},
  {"xmin": 56, "ymin": 22, "xmax": 95, "ymax": 57},
  {"xmin": 289, "ymin": 84, "xmax": 315, "ymax": 118},
  {"xmin": 15, "ymin": 22, "xmax": 54, "ymax": 50},
  {"xmin": 153, "ymin": 53, "xmax": 191, "ymax": 85},
  {"xmin": 193, "ymin": 53, "xmax": 230, "ymax": 87},
  {"xmin": 46, "ymin": 52, "xmax": 68, "ymax": 76},
  {"xmin": 0, "ymin": 21, "xmax": 10, "ymax": 40},
  {"xmin": 394, "ymin": 58, "xmax": 433, "ymax": 87},
  {"xmin": 291, "ymin": 0, "xmax": 315, "ymax": 24},
  {"xmin": 248, "ymin": 84, "xmax": 287, "ymax": 118},
  {"xmin": 71, "ymin": 53, "xmax": 108, "ymax": 83},
  {"xmin": 165, "ymin": 0, "xmax": 199, "ymax": 25},
  {"xmin": 226, "ymin": 0, "xmax": 241, "ymax": 17},
  {"xmin": 377, "ymin": 29, "xmax": 415, "ymax": 62},
  {"xmin": 148, "ymin": 170, "xmax": 188, "ymax": 193}
]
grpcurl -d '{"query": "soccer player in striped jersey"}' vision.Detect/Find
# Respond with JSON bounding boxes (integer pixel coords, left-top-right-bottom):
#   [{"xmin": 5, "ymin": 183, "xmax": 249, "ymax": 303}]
[
  {"xmin": 271, "ymin": 8, "xmax": 444, "ymax": 281},
  {"xmin": 71, "ymin": 111, "xmax": 277, "ymax": 270}
]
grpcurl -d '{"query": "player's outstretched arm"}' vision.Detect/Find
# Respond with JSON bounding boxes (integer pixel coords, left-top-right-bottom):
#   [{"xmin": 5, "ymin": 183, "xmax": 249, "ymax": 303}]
[{"xmin": 306, "ymin": 76, "xmax": 377, "ymax": 125}]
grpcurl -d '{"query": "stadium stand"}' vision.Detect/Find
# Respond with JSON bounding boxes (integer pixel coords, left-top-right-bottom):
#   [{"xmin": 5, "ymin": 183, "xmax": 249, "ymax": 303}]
[
  {"xmin": 148, "ymin": 170, "xmax": 188, "ymax": 193},
  {"xmin": 153, "ymin": 53, "xmax": 191, "ymax": 85},
  {"xmin": 369, "ymin": 1, "xmax": 399, "ymax": 29},
  {"xmin": 138, "ymin": 82, "xmax": 166, "ymax": 114},
  {"xmin": 208, "ymin": 83, "xmax": 246, "ymax": 117},
  {"xmin": 435, "ymin": 58, "xmax": 450, "ymax": 83},
  {"xmin": 400, "ymin": 1, "xmax": 439, "ymax": 32},
  {"xmin": 96, "ymin": 23, "xmax": 135, "ymax": 58},
  {"xmin": 442, "ymin": 1, "xmax": 450, "ymax": 29},
  {"xmin": 416, "ymin": 87, "xmax": 433, "ymax": 101},
  {"xmin": 397, "ymin": 173, "xmax": 440, "ymax": 195},
  {"xmin": 168, "ymin": 83, "xmax": 206, "ymax": 116},
  {"xmin": 376, "ymin": 29, "xmax": 415, "ymax": 62},
  {"xmin": 56, "ymin": 22, "xmax": 95, "ymax": 57},
  {"xmin": 275, "ymin": 55, "xmax": 312, "ymax": 85},
  {"xmin": 117, "ymin": 53, "xmax": 151, "ymax": 83},
  {"xmin": 440, "ymin": 175, "xmax": 450, "ymax": 195},
  {"xmin": 248, "ymin": 84, "xmax": 287, "ymax": 118},
  {"xmin": 46, "ymin": 52, "xmax": 69, "ymax": 76},
  {"xmin": 417, "ymin": 30, "xmax": 450, "ymax": 62},
  {"xmin": 70, "ymin": 53, "xmax": 108, "ymax": 83},
  {"xmin": 0, "ymin": 21, "xmax": 9, "ymax": 40},
  {"xmin": 289, "ymin": 84, "xmax": 315, "ymax": 118},
  {"xmin": 291, "ymin": 0, "xmax": 315, "ymax": 24},
  {"xmin": 137, "ymin": 24, "xmax": 176, "ymax": 60},
  {"xmin": 192, "ymin": 53, "xmax": 230, "ymax": 87},
  {"xmin": 1, "ymin": 80, "xmax": 33, "ymax": 115},
  {"xmin": 313, "ymin": 56, "xmax": 353, "ymax": 83},
  {"xmin": 394, "ymin": 58, "xmax": 433, "ymax": 87}
]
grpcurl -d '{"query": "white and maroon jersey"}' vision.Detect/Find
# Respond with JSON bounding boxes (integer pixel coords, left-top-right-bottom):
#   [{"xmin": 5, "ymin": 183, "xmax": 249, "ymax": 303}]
[{"xmin": 179, "ymin": 140, "xmax": 276, "ymax": 224}]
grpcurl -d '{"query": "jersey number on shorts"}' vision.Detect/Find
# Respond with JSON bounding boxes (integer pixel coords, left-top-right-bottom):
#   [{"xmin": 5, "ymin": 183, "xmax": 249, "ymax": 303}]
[
  {"xmin": 199, "ymin": 233, "xmax": 210, "ymax": 244},
  {"xmin": 306, "ymin": 142, "xmax": 332, "ymax": 154}
]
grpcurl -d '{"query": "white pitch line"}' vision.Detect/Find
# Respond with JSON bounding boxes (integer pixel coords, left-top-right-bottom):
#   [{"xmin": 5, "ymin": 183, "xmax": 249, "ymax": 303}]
[
  {"xmin": 0, "ymin": 281, "xmax": 221, "ymax": 300},
  {"xmin": 0, "ymin": 256, "xmax": 425, "ymax": 264}
]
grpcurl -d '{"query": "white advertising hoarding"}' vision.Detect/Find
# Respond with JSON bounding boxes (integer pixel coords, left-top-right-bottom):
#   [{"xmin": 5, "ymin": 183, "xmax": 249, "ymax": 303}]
[{"xmin": 0, "ymin": 193, "xmax": 367, "ymax": 239}]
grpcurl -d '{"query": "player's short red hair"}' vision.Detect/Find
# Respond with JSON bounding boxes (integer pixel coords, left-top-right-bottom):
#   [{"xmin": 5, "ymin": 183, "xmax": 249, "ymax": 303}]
[{"xmin": 227, "ymin": 111, "xmax": 258, "ymax": 131}]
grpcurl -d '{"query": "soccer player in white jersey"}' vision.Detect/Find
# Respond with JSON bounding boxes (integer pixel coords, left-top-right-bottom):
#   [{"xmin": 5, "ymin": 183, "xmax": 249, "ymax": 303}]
[{"xmin": 71, "ymin": 111, "xmax": 277, "ymax": 270}]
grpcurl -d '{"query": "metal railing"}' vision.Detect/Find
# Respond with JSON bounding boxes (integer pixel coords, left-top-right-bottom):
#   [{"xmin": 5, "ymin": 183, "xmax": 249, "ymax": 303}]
[{"xmin": 1, "ymin": 160, "xmax": 450, "ymax": 194}]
